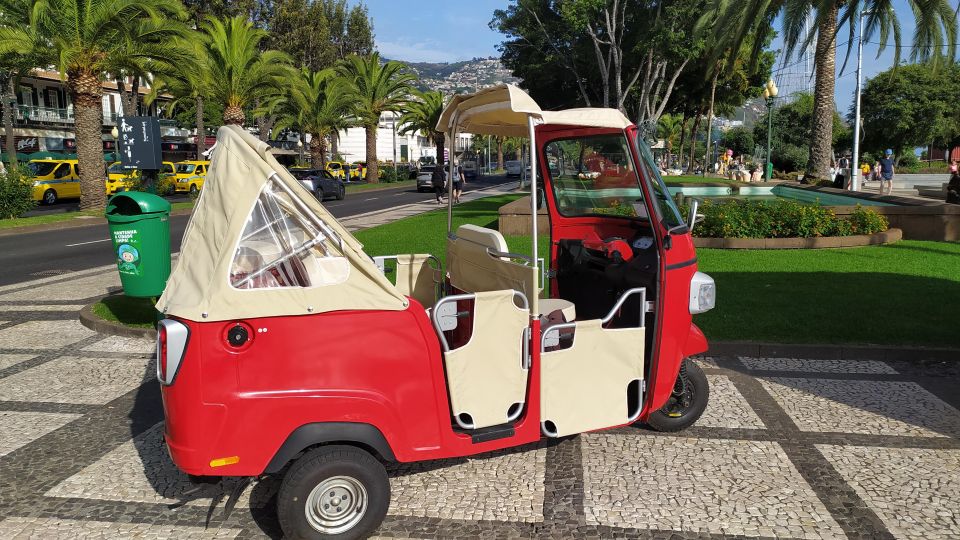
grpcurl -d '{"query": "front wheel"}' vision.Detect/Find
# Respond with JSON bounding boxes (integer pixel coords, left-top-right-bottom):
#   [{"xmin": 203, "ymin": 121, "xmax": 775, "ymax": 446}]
[
  {"xmin": 336, "ymin": 185, "xmax": 345, "ymax": 200},
  {"xmin": 278, "ymin": 445, "xmax": 390, "ymax": 539},
  {"xmin": 189, "ymin": 184, "xmax": 199, "ymax": 195},
  {"xmin": 43, "ymin": 189, "xmax": 58, "ymax": 205},
  {"xmin": 646, "ymin": 359, "xmax": 709, "ymax": 432}
]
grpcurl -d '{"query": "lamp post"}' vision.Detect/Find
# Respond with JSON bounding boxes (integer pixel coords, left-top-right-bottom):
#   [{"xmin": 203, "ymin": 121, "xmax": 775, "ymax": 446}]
[
  {"xmin": 296, "ymin": 138, "xmax": 303, "ymax": 165},
  {"xmin": 762, "ymin": 79, "xmax": 779, "ymax": 182},
  {"xmin": 850, "ymin": 10, "xmax": 868, "ymax": 192}
]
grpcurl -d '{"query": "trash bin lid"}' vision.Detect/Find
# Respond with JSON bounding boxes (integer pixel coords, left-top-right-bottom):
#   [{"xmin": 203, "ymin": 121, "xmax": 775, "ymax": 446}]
[{"xmin": 106, "ymin": 191, "xmax": 172, "ymax": 216}]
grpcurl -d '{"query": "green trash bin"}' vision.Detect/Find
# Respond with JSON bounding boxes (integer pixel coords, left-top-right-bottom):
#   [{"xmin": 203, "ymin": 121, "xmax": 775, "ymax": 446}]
[{"xmin": 105, "ymin": 192, "xmax": 172, "ymax": 298}]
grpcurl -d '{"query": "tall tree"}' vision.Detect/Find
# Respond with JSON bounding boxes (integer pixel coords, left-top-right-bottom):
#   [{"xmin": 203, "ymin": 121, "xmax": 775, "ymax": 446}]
[
  {"xmin": 266, "ymin": 0, "xmax": 334, "ymax": 71},
  {"xmin": 397, "ymin": 90, "xmax": 446, "ymax": 171},
  {"xmin": 0, "ymin": 0, "xmax": 188, "ymax": 210},
  {"xmin": 202, "ymin": 16, "xmax": 293, "ymax": 126},
  {"xmin": 272, "ymin": 68, "xmax": 352, "ymax": 168},
  {"xmin": 0, "ymin": 0, "xmax": 48, "ymax": 167},
  {"xmin": 656, "ymin": 114, "xmax": 683, "ymax": 168},
  {"xmin": 323, "ymin": 0, "xmax": 375, "ymax": 59},
  {"xmin": 707, "ymin": 0, "xmax": 957, "ymax": 182},
  {"xmin": 146, "ymin": 35, "xmax": 214, "ymax": 157},
  {"xmin": 338, "ymin": 52, "xmax": 416, "ymax": 182}
]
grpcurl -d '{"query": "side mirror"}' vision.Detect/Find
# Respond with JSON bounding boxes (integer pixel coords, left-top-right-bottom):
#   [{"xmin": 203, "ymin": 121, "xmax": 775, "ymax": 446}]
[{"xmin": 687, "ymin": 198, "xmax": 704, "ymax": 231}]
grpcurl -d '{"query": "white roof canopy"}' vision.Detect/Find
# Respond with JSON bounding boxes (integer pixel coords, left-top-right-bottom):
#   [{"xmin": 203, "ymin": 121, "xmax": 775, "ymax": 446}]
[{"xmin": 437, "ymin": 84, "xmax": 633, "ymax": 137}]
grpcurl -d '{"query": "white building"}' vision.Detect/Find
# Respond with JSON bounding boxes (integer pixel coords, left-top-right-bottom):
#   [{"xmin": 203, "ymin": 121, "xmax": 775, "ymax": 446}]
[{"xmin": 331, "ymin": 112, "xmax": 471, "ymax": 164}]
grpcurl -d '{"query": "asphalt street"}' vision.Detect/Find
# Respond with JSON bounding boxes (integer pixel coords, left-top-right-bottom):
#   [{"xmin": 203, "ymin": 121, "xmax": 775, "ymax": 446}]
[{"xmin": 1, "ymin": 174, "xmax": 515, "ymax": 286}]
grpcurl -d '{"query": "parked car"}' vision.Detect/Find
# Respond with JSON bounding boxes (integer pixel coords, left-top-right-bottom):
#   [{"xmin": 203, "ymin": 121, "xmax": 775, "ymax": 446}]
[
  {"xmin": 173, "ymin": 160, "xmax": 210, "ymax": 194},
  {"xmin": 416, "ymin": 164, "xmax": 452, "ymax": 192},
  {"xmin": 105, "ymin": 161, "xmax": 175, "ymax": 194},
  {"xmin": 289, "ymin": 168, "xmax": 346, "ymax": 201},
  {"xmin": 461, "ymin": 159, "xmax": 478, "ymax": 179},
  {"xmin": 325, "ymin": 161, "xmax": 347, "ymax": 180},
  {"xmin": 505, "ymin": 160, "xmax": 523, "ymax": 177},
  {"xmin": 27, "ymin": 159, "xmax": 79, "ymax": 204}
]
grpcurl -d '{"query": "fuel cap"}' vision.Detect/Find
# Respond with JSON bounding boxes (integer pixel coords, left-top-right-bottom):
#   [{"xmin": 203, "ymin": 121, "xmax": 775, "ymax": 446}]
[{"xmin": 227, "ymin": 324, "xmax": 249, "ymax": 347}]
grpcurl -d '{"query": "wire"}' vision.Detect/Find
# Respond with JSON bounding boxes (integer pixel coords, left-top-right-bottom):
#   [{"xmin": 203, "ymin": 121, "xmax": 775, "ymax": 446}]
[{"xmin": 772, "ymin": 39, "xmax": 854, "ymax": 74}]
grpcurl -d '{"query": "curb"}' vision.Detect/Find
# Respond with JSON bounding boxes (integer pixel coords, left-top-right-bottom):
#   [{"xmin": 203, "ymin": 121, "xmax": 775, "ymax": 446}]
[
  {"xmin": 79, "ymin": 299, "xmax": 155, "ymax": 339},
  {"xmin": 693, "ymin": 229, "xmax": 902, "ymax": 249},
  {"xmin": 708, "ymin": 340, "xmax": 960, "ymax": 362}
]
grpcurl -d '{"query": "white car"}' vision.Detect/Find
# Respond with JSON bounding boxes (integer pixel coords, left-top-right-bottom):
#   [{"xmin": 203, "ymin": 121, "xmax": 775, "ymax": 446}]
[{"xmin": 505, "ymin": 160, "xmax": 523, "ymax": 177}]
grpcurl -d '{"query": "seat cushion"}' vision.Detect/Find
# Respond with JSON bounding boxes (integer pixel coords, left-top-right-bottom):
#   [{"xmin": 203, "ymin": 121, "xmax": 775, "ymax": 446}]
[{"xmin": 539, "ymin": 298, "xmax": 576, "ymax": 321}]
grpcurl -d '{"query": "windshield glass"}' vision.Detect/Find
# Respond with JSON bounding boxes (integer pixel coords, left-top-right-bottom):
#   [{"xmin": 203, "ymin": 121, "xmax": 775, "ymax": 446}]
[
  {"xmin": 107, "ymin": 163, "xmax": 126, "ymax": 174},
  {"xmin": 28, "ymin": 161, "xmax": 58, "ymax": 176},
  {"xmin": 634, "ymin": 137, "xmax": 684, "ymax": 228},
  {"xmin": 544, "ymin": 134, "xmax": 647, "ymax": 219},
  {"xmin": 176, "ymin": 163, "xmax": 196, "ymax": 174}
]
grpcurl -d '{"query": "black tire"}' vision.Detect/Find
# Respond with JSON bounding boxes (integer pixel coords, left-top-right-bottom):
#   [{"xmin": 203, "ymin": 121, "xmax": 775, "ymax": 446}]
[
  {"xmin": 43, "ymin": 189, "xmax": 58, "ymax": 205},
  {"xmin": 645, "ymin": 359, "xmax": 709, "ymax": 432},
  {"xmin": 336, "ymin": 185, "xmax": 345, "ymax": 200},
  {"xmin": 189, "ymin": 184, "xmax": 199, "ymax": 194},
  {"xmin": 277, "ymin": 445, "xmax": 390, "ymax": 540}
]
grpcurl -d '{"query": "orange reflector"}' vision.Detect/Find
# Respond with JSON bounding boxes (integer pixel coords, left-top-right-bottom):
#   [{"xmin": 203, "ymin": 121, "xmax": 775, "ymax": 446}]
[{"xmin": 209, "ymin": 456, "xmax": 240, "ymax": 468}]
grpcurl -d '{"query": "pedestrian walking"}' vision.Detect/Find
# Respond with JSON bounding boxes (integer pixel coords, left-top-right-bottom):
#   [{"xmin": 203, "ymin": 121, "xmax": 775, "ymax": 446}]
[
  {"xmin": 431, "ymin": 164, "xmax": 446, "ymax": 205},
  {"xmin": 879, "ymin": 149, "xmax": 895, "ymax": 195},
  {"xmin": 452, "ymin": 160, "xmax": 466, "ymax": 204},
  {"xmin": 947, "ymin": 160, "xmax": 960, "ymax": 204},
  {"xmin": 860, "ymin": 162, "xmax": 871, "ymax": 185}
]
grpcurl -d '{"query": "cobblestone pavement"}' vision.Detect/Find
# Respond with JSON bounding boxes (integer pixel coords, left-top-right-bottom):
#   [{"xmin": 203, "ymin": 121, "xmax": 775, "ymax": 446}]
[{"xmin": 1, "ymin": 269, "xmax": 959, "ymax": 539}]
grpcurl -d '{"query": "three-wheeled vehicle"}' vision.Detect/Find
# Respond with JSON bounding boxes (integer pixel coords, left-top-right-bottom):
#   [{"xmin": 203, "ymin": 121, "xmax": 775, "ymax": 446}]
[{"xmin": 157, "ymin": 85, "xmax": 715, "ymax": 539}]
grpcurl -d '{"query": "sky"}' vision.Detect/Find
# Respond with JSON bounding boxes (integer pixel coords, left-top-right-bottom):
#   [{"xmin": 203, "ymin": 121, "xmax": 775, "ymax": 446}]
[{"xmin": 355, "ymin": 0, "xmax": 956, "ymax": 113}]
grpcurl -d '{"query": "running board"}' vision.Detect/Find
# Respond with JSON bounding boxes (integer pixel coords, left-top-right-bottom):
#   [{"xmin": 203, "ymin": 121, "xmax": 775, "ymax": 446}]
[{"xmin": 467, "ymin": 423, "xmax": 516, "ymax": 444}]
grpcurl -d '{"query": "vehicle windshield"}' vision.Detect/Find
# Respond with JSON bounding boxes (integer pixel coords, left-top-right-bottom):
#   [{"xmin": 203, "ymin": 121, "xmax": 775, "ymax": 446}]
[
  {"xmin": 107, "ymin": 163, "xmax": 126, "ymax": 174},
  {"xmin": 176, "ymin": 164, "xmax": 197, "ymax": 174},
  {"xmin": 28, "ymin": 161, "xmax": 58, "ymax": 176},
  {"xmin": 420, "ymin": 165, "xmax": 435, "ymax": 173},
  {"xmin": 543, "ymin": 134, "xmax": 648, "ymax": 219},
  {"xmin": 634, "ymin": 137, "xmax": 684, "ymax": 228},
  {"xmin": 289, "ymin": 169, "xmax": 319, "ymax": 180},
  {"xmin": 328, "ymin": 163, "xmax": 341, "ymax": 169}
]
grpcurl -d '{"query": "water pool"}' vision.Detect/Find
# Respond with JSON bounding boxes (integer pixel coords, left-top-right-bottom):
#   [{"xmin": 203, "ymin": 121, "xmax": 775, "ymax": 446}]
[{"xmin": 666, "ymin": 184, "xmax": 895, "ymax": 206}]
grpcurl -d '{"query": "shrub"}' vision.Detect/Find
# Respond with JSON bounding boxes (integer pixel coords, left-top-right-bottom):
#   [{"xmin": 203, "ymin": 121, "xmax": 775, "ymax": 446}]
[
  {"xmin": 0, "ymin": 166, "xmax": 37, "ymax": 219},
  {"xmin": 678, "ymin": 198, "xmax": 889, "ymax": 238},
  {"xmin": 125, "ymin": 172, "xmax": 176, "ymax": 196},
  {"xmin": 378, "ymin": 165, "xmax": 398, "ymax": 183}
]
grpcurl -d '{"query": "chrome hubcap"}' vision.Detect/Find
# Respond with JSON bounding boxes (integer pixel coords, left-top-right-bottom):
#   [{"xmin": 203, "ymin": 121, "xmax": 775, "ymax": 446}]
[{"xmin": 304, "ymin": 475, "xmax": 367, "ymax": 534}]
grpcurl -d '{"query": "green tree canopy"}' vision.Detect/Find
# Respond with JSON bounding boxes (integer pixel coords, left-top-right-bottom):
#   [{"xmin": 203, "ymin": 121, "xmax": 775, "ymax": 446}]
[
  {"xmin": 857, "ymin": 63, "xmax": 960, "ymax": 160},
  {"xmin": 720, "ymin": 126, "xmax": 754, "ymax": 157},
  {"xmin": 754, "ymin": 93, "xmax": 846, "ymax": 172}
]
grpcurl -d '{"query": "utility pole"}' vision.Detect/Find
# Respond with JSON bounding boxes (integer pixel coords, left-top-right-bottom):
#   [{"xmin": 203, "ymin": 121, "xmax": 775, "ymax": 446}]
[
  {"xmin": 850, "ymin": 11, "xmax": 868, "ymax": 192},
  {"xmin": 391, "ymin": 111, "xmax": 397, "ymax": 169}
]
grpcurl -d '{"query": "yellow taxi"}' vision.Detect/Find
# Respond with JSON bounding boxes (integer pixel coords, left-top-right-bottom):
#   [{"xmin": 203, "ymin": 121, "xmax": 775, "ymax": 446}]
[
  {"xmin": 105, "ymin": 161, "xmax": 175, "ymax": 194},
  {"xmin": 325, "ymin": 161, "xmax": 347, "ymax": 179},
  {"xmin": 172, "ymin": 160, "xmax": 210, "ymax": 194},
  {"xmin": 28, "ymin": 159, "xmax": 80, "ymax": 205}
]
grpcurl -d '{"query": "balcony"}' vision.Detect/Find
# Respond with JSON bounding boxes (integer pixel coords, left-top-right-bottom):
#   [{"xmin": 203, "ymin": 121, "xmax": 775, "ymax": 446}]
[{"xmin": 2, "ymin": 106, "xmax": 177, "ymax": 130}]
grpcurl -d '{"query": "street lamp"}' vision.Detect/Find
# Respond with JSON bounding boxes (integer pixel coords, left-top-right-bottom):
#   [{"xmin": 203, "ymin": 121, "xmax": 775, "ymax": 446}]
[
  {"xmin": 762, "ymin": 79, "xmax": 779, "ymax": 182},
  {"xmin": 110, "ymin": 126, "xmax": 119, "ymax": 139},
  {"xmin": 296, "ymin": 138, "xmax": 303, "ymax": 164}
]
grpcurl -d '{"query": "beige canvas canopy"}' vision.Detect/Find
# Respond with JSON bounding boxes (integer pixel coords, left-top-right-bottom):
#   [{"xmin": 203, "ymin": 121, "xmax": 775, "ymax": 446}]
[{"xmin": 159, "ymin": 125, "xmax": 408, "ymax": 322}]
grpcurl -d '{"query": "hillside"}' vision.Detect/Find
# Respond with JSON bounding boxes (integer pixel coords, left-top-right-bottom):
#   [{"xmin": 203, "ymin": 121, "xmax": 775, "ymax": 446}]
[{"xmin": 388, "ymin": 56, "xmax": 520, "ymax": 94}]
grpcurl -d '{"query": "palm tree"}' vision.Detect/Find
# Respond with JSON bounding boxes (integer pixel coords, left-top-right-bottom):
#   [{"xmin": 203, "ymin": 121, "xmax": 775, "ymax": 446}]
[
  {"xmin": 202, "ymin": 16, "xmax": 293, "ymax": 126},
  {"xmin": 657, "ymin": 114, "xmax": 684, "ymax": 169},
  {"xmin": 338, "ymin": 52, "xmax": 416, "ymax": 182},
  {"xmin": 271, "ymin": 68, "xmax": 353, "ymax": 169},
  {"xmin": 707, "ymin": 0, "xmax": 957, "ymax": 182},
  {"xmin": 397, "ymin": 90, "xmax": 446, "ymax": 171},
  {"xmin": 0, "ymin": 0, "xmax": 48, "ymax": 167},
  {"xmin": 0, "ymin": 0, "xmax": 188, "ymax": 209},
  {"xmin": 146, "ymin": 35, "xmax": 213, "ymax": 157}
]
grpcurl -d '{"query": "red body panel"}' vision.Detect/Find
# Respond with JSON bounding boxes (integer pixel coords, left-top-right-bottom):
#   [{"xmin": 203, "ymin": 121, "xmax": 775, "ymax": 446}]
[{"xmin": 162, "ymin": 304, "xmax": 543, "ymax": 476}]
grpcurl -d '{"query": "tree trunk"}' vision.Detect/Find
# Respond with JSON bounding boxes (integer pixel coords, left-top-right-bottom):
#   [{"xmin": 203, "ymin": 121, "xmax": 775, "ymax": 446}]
[
  {"xmin": 195, "ymin": 96, "xmax": 206, "ymax": 158},
  {"xmin": 677, "ymin": 112, "xmax": 688, "ymax": 170},
  {"xmin": 805, "ymin": 6, "xmax": 838, "ymax": 182},
  {"xmin": 703, "ymin": 71, "xmax": 719, "ymax": 176},
  {"xmin": 69, "ymin": 70, "xmax": 107, "ymax": 210},
  {"xmin": 223, "ymin": 104, "xmax": 244, "ymax": 126},
  {"xmin": 434, "ymin": 134, "xmax": 445, "ymax": 173},
  {"xmin": 3, "ymin": 77, "xmax": 16, "ymax": 167},
  {"xmin": 496, "ymin": 138, "xmax": 504, "ymax": 169},
  {"xmin": 686, "ymin": 112, "xmax": 702, "ymax": 174},
  {"xmin": 330, "ymin": 132, "xmax": 339, "ymax": 159},
  {"xmin": 365, "ymin": 124, "xmax": 378, "ymax": 182},
  {"xmin": 310, "ymin": 133, "xmax": 327, "ymax": 169}
]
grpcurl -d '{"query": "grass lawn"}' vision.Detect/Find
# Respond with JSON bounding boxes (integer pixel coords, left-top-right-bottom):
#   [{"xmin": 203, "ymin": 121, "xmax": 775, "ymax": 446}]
[
  {"xmin": 345, "ymin": 179, "xmax": 416, "ymax": 193},
  {"xmin": 355, "ymin": 194, "xmax": 960, "ymax": 348},
  {"xmin": 92, "ymin": 295, "xmax": 157, "ymax": 329},
  {"xmin": 0, "ymin": 200, "xmax": 195, "ymax": 230}
]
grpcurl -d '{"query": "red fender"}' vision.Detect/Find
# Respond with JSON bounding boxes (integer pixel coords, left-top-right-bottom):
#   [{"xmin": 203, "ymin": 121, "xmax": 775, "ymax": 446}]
[{"xmin": 682, "ymin": 323, "xmax": 708, "ymax": 359}]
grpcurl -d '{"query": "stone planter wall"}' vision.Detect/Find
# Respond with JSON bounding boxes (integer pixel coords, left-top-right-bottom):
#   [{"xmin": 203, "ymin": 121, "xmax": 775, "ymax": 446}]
[{"xmin": 693, "ymin": 228, "xmax": 902, "ymax": 249}]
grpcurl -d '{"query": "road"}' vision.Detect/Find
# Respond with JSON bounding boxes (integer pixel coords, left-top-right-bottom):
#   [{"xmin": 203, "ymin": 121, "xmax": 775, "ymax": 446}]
[{"xmin": 1, "ymin": 174, "xmax": 513, "ymax": 287}]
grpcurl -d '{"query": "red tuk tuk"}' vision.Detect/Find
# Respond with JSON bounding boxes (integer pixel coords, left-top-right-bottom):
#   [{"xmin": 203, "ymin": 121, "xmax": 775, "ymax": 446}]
[{"xmin": 157, "ymin": 85, "xmax": 715, "ymax": 539}]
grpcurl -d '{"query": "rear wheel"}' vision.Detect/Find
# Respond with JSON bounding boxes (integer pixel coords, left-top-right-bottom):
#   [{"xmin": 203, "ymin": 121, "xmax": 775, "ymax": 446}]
[
  {"xmin": 43, "ymin": 189, "xmax": 58, "ymax": 205},
  {"xmin": 646, "ymin": 359, "xmax": 709, "ymax": 432},
  {"xmin": 336, "ymin": 185, "xmax": 345, "ymax": 200},
  {"xmin": 277, "ymin": 445, "xmax": 390, "ymax": 539}
]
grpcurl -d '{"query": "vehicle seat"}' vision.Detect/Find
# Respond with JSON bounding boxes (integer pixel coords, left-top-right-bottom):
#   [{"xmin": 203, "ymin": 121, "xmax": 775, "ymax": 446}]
[
  {"xmin": 447, "ymin": 224, "xmax": 538, "ymax": 299},
  {"xmin": 539, "ymin": 298, "xmax": 575, "ymax": 321}
]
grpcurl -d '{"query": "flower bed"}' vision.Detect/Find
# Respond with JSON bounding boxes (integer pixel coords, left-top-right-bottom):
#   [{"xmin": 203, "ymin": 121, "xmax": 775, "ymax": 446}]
[{"xmin": 679, "ymin": 199, "xmax": 889, "ymax": 239}]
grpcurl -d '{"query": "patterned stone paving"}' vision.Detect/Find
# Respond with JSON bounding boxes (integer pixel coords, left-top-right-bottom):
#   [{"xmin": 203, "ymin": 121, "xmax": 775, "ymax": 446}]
[{"xmin": 0, "ymin": 270, "xmax": 958, "ymax": 539}]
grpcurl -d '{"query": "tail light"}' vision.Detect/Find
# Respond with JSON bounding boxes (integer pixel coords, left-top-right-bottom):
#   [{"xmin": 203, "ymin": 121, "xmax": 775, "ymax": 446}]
[{"xmin": 157, "ymin": 319, "xmax": 190, "ymax": 385}]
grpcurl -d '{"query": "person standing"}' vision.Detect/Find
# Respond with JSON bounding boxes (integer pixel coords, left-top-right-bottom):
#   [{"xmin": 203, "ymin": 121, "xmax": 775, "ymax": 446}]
[
  {"xmin": 452, "ymin": 160, "xmax": 466, "ymax": 204},
  {"xmin": 860, "ymin": 161, "xmax": 871, "ymax": 185},
  {"xmin": 878, "ymin": 149, "xmax": 895, "ymax": 195},
  {"xmin": 431, "ymin": 164, "xmax": 446, "ymax": 206}
]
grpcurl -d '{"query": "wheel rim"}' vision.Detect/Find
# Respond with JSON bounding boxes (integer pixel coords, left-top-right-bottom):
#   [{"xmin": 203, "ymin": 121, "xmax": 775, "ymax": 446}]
[
  {"xmin": 304, "ymin": 475, "xmax": 367, "ymax": 534},
  {"xmin": 44, "ymin": 191, "xmax": 55, "ymax": 204},
  {"xmin": 662, "ymin": 365, "xmax": 696, "ymax": 418}
]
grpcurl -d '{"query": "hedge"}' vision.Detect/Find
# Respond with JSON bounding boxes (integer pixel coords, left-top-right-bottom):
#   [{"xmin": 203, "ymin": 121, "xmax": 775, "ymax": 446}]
[{"xmin": 679, "ymin": 198, "xmax": 889, "ymax": 238}]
